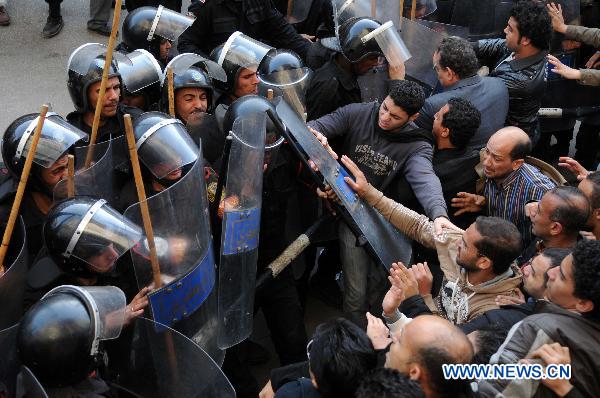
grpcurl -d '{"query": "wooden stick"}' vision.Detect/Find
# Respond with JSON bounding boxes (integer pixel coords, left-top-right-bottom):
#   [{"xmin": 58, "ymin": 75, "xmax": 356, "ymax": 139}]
[
  {"xmin": 410, "ymin": 0, "xmax": 417, "ymax": 20},
  {"xmin": 0, "ymin": 105, "xmax": 49, "ymax": 274},
  {"xmin": 267, "ymin": 88, "xmax": 274, "ymax": 101},
  {"xmin": 84, "ymin": 0, "xmax": 123, "ymax": 168},
  {"xmin": 67, "ymin": 154, "xmax": 75, "ymax": 198},
  {"xmin": 371, "ymin": 0, "xmax": 376, "ymax": 18},
  {"xmin": 123, "ymin": 114, "xmax": 163, "ymax": 289},
  {"xmin": 286, "ymin": 0, "xmax": 293, "ymax": 21},
  {"xmin": 167, "ymin": 67, "xmax": 176, "ymax": 117},
  {"xmin": 399, "ymin": 0, "xmax": 405, "ymax": 27}
]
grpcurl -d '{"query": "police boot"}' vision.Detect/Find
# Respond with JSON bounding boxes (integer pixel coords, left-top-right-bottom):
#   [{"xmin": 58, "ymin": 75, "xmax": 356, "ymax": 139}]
[{"xmin": 42, "ymin": 15, "xmax": 63, "ymax": 38}]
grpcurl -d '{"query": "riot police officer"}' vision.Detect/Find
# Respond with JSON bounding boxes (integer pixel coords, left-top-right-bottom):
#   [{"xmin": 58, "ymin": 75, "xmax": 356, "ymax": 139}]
[{"xmin": 114, "ymin": 49, "xmax": 163, "ymax": 111}]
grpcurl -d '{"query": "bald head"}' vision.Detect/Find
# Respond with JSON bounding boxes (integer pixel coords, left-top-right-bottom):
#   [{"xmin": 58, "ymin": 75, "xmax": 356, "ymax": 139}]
[
  {"xmin": 407, "ymin": 316, "xmax": 473, "ymax": 363},
  {"xmin": 483, "ymin": 127, "xmax": 531, "ymax": 180}
]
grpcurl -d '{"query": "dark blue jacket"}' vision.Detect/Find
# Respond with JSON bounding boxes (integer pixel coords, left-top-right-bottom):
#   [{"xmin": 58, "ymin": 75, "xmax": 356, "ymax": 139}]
[{"xmin": 415, "ymin": 75, "xmax": 509, "ymax": 149}]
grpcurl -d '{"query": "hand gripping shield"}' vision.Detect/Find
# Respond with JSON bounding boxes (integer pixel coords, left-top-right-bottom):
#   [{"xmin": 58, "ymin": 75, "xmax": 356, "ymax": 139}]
[
  {"xmin": 124, "ymin": 157, "xmax": 223, "ymax": 363},
  {"xmin": 0, "ymin": 217, "xmax": 27, "ymax": 331},
  {"xmin": 357, "ymin": 20, "xmax": 411, "ymax": 102},
  {"xmin": 217, "ymin": 113, "xmax": 266, "ymax": 349},
  {"xmin": 108, "ymin": 317, "xmax": 235, "ymax": 397},
  {"xmin": 274, "ymin": 98, "xmax": 412, "ymax": 269}
]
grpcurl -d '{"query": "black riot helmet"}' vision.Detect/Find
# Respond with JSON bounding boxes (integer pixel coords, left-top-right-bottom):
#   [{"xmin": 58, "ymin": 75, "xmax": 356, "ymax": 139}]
[
  {"xmin": 17, "ymin": 285, "xmax": 126, "ymax": 388},
  {"xmin": 1, "ymin": 113, "xmax": 87, "ymax": 191},
  {"xmin": 122, "ymin": 6, "xmax": 194, "ymax": 54},
  {"xmin": 222, "ymin": 95, "xmax": 285, "ymax": 158},
  {"xmin": 132, "ymin": 111, "xmax": 199, "ymax": 184},
  {"xmin": 114, "ymin": 49, "xmax": 163, "ymax": 109},
  {"xmin": 161, "ymin": 53, "xmax": 226, "ymax": 115},
  {"xmin": 67, "ymin": 43, "xmax": 122, "ymax": 113},
  {"xmin": 211, "ymin": 32, "xmax": 274, "ymax": 94},
  {"xmin": 339, "ymin": 17, "xmax": 384, "ymax": 63},
  {"xmin": 44, "ymin": 197, "xmax": 143, "ymax": 278}
]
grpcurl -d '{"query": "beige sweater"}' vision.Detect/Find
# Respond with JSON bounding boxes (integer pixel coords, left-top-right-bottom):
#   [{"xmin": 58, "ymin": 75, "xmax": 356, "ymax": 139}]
[{"xmin": 363, "ymin": 184, "xmax": 522, "ymax": 325}]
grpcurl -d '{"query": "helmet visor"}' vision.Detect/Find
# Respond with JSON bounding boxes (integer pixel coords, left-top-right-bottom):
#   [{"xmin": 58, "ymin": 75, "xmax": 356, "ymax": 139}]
[
  {"xmin": 67, "ymin": 43, "xmax": 108, "ymax": 76},
  {"xmin": 218, "ymin": 32, "xmax": 273, "ymax": 71},
  {"xmin": 361, "ymin": 21, "xmax": 411, "ymax": 66},
  {"xmin": 163, "ymin": 53, "xmax": 227, "ymax": 84},
  {"xmin": 152, "ymin": 5, "xmax": 195, "ymax": 42},
  {"xmin": 115, "ymin": 49, "xmax": 162, "ymax": 94}
]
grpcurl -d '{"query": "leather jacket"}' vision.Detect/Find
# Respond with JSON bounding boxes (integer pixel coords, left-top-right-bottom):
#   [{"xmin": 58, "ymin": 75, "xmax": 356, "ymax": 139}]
[{"xmin": 474, "ymin": 39, "xmax": 547, "ymax": 140}]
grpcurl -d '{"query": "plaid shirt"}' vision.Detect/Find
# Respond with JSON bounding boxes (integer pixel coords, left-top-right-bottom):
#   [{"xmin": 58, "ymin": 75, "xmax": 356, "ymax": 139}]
[{"xmin": 483, "ymin": 164, "xmax": 556, "ymax": 247}]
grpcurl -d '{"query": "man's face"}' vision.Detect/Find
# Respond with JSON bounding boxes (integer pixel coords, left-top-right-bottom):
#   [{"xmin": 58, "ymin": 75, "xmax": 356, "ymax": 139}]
[
  {"xmin": 385, "ymin": 327, "xmax": 415, "ymax": 375},
  {"xmin": 482, "ymin": 134, "xmax": 519, "ymax": 180},
  {"xmin": 529, "ymin": 193, "xmax": 561, "ymax": 239},
  {"xmin": 504, "ymin": 17, "xmax": 522, "ymax": 52},
  {"xmin": 455, "ymin": 223, "xmax": 483, "ymax": 272},
  {"xmin": 152, "ymin": 160, "xmax": 183, "ymax": 182},
  {"xmin": 234, "ymin": 66, "xmax": 259, "ymax": 98},
  {"xmin": 432, "ymin": 103, "xmax": 450, "ymax": 139},
  {"xmin": 40, "ymin": 155, "xmax": 68, "ymax": 190},
  {"xmin": 545, "ymin": 254, "xmax": 579, "ymax": 310},
  {"xmin": 522, "ymin": 253, "xmax": 552, "ymax": 298},
  {"xmin": 159, "ymin": 39, "xmax": 172, "ymax": 62},
  {"xmin": 175, "ymin": 87, "xmax": 208, "ymax": 125},
  {"xmin": 88, "ymin": 76, "xmax": 120, "ymax": 118},
  {"xmin": 378, "ymin": 96, "xmax": 412, "ymax": 131},
  {"xmin": 86, "ymin": 243, "xmax": 119, "ymax": 274},
  {"xmin": 578, "ymin": 178, "xmax": 598, "ymax": 230},
  {"xmin": 353, "ymin": 55, "xmax": 381, "ymax": 76},
  {"xmin": 433, "ymin": 51, "xmax": 454, "ymax": 87}
]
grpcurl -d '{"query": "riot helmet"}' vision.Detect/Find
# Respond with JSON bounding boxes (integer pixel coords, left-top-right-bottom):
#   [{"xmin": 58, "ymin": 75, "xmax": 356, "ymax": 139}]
[
  {"xmin": 17, "ymin": 285, "xmax": 126, "ymax": 388},
  {"xmin": 114, "ymin": 49, "xmax": 163, "ymax": 110},
  {"xmin": 133, "ymin": 111, "xmax": 199, "ymax": 184},
  {"xmin": 212, "ymin": 32, "xmax": 274, "ymax": 94},
  {"xmin": 44, "ymin": 197, "xmax": 143, "ymax": 278},
  {"xmin": 67, "ymin": 43, "xmax": 122, "ymax": 112},
  {"xmin": 161, "ymin": 53, "xmax": 226, "ymax": 115},
  {"xmin": 1, "ymin": 113, "xmax": 87, "ymax": 191},
  {"xmin": 222, "ymin": 95, "xmax": 284, "ymax": 165},
  {"xmin": 257, "ymin": 49, "xmax": 311, "ymax": 116},
  {"xmin": 122, "ymin": 6, "xmax": 194, "ymax": 53},
  {"xmin": 339, "ymin": 17, "xmax": 384, "ymax": 63}
]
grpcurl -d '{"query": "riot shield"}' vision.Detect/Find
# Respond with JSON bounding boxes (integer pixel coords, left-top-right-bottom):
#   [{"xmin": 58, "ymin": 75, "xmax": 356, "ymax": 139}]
[
  {"xmin": 333, "ymin": 0, "xmax": 436, "ymax": 30},
  {"xmin": 274, "ymin": 98, "xmax": 412, "ymax": 269},
  {"xmin": 110, "ymin": 317, "xmax": 234, "ymax": 397},
  {"xmin": 286, "ymin": 0, "xmax": 314, "ymax": 24},
  {"xmin": 18, "ymin": 366, "xmax": 49, "ymax": 398},
  {"xmin": 150, "ymin": 5, "xmax": 195, "ymax": 42},
  {"xmin": 0, "ymin": 217, "xmax": 27, "ymax": 330},
  {"xmin": 0, "ymin": 325, "xmax": 20, "ymax": 398},
  {"xmin": 217, "ymin": 113, "xmax": 266, "ymax": 349},
  {"xmin": 54, "ymin": 137, "xmax": 122, "ymax": 207},
  {"xmin": 358, "ymin": 20, "xmax": 412, "ymax": 102},
  {"xmin": 124, "ymin": 157, "xmax": 223, "ymax": 363},
  {"xmin": 449, "ymin": 0, "xmax": 513, "ymax": 40},
  {"xmin": 399, "ymin": 17, "xmax": 444, "ymax": 94},
  {"xmin": 416, "ymin": 20, "xmax": 469, "ymax": 38},
  {"xmin": 114, "ymin": 49, "xmax": 163, "ymax": 94}
]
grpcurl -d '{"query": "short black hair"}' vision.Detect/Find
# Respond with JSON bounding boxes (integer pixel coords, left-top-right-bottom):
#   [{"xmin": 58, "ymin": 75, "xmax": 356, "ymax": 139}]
[
  {"xmin": 540, "ymin": 247, "xmax": 572, "ymax": 287},
  {"xmin": 443, "ymin": 98, "xmax": 481, "ymax": 149},
  {"xmin": 510, "ymin": 1, "xmax": 552, "ymax": 51},
  {"xmin": 415, "ymin": 347, "xmax": 472, "ymax": 398},
  {"xmin": 389, "ymin": 80, "xmax": 426, "ymax": 116},
  {"xmin": 355, "ymin": 368, "xmax": 424, "ymax": 398},
  {"xmin": 547, "ymin": 186, "xmax": 590, "ymax": 236},
  {"xmin": 471, "ymin": 324, "xmax": 508, "ymax": 365},
  {"xmin": 308, "ymin": 318, "xmax": 378, "ymax": 398},
  {"xmin": 436, "ymin": 36, "xmax": 480, "ymax": 79},
  {"xmin": 584, "ymin": 171, "xmax": 600, "ymax": 209},
  {"xmin": 509, "ymin": 137, "xmax": 532, "ymax": 161},
  {"xmin": 474, "ymin": 216, "xmax": 522, "ymax": 275},
  {"xmin": 571, "ymin": 240, "xmax": 600, "ymax": 319}
]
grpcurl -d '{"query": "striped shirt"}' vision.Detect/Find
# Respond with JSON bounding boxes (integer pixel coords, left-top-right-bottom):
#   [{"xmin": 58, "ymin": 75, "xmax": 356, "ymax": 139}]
[{"xmin": 483, "ymin": 164, "xmax": 556, "ymax": 247}]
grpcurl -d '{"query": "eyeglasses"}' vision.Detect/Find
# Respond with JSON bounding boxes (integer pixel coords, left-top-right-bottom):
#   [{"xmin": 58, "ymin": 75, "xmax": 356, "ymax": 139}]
[{"xmin": 306, "ymin": 339, "xmax": 313, "ymax": 361}]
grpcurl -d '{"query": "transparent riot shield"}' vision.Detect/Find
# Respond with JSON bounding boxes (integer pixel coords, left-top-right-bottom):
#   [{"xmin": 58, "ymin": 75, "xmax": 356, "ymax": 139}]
[
  {"xmin": 358, "ymin": 20, "xmax": 412, "ymax": 102},
  {"xmin": 416, "ymin": 20, "xmax": 469, "ymax": 38},
  {"xmin": 114, "ymin": 49, "xmax": 163, "ymax": 94},
  {"xmin": 163, "ymin": 53, "xmax": 227, "ymax": 86},
  {"xmin": 124, "ymin": 157, "xmax": 223, "ymax": 363},
  {"xmin": 0, "ymin": 325, "xmax": 20, "ymax": 398},
  {"xmin": 0, "ymin": 217, "xmax": 27, "ymax": 330},
  {"xmin": 150, "ymin": 5, "xmax": 195, "ymax": 42},
  {"xmin": 333, "ymin": 0, "xmax": 436, "ymax": 31},
  {"xmin": 110, "ymin": 317, "xmax": 235, "ymax": 397},
  {"xmin": 274, "ymin": 98, "xmax": 412, "ymax": 269},
  {"xmin": 449, "ymin": 0, "xmax": 512, "ymax": 40},
  {"xmin": 217, "ymin": 113, "xmax": 266, "ymax": 349},
  {"xmin": 17, "ymin": 366, "xmax": 49, "ymax": 398},
  {"xmin": 286, "ymin": 0, "xmax": 314, "ymax": 24},
  {"xmin": 399, "ymin": 17, "xmax": 444, "ymax": 93},
  {"xmin": 54, "ymin": 137, "xmax": 121, "ymax": 207}
]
